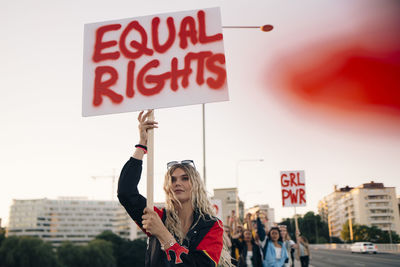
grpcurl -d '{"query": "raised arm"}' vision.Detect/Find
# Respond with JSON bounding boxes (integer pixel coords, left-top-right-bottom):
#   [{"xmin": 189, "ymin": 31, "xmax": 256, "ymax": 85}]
[{"xmin": 117, "ymin": 110, "xmax": 158, "ymax": 228}]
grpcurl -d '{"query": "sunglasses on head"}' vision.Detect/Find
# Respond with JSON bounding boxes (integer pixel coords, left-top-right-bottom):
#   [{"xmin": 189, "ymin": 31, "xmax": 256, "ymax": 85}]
[{"xmin": 167, "ymin": 160, "xmax": 196, "ymax": 169}]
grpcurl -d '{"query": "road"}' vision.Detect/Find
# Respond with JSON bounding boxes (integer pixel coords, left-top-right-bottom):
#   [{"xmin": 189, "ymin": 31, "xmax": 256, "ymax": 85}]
[{"xmin": 305, "ymin": 248, "xmax": 400, "ymax": 267}]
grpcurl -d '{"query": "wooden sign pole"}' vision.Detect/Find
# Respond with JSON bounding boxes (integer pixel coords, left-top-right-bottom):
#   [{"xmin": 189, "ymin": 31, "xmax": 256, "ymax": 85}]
[
  {"xmin": 147, "ymin": 110, "xmax": 154, "ymax": 209},
  {"xmin": 294, "ymin": 207, "xmax": 299, "ymax": 236}
]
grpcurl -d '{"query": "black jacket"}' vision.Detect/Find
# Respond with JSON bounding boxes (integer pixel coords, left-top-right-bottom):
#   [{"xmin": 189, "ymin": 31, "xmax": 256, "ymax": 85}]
[
  {"xmin": 232, "ymin": 238, "xmax": 263, "ymax": 267},
  {"xmin": 118, "ymin": 157, "xmax": 223, "ymax": 267}
]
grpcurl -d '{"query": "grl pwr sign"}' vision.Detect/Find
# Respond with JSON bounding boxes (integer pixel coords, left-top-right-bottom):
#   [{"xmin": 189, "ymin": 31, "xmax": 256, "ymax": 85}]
[
  {"xmin": 281, "ymin": 170, "xmax": 306, "ymax": 207},
  {"xmin": 82, "ymin": 7, "xmax": 228, "ymax": 116}
]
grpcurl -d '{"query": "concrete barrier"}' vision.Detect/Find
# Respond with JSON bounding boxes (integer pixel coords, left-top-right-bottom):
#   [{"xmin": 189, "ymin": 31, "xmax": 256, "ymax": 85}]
[{"xmin": 310, "ymin": 243, "xmax": 400, "ymax": 253}]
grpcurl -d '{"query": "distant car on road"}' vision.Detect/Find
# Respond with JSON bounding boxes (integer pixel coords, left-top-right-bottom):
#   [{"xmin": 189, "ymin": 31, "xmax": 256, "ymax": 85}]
[{"xmin": 350, "ymin": 242, "xmax": 378, "ymax": 254}]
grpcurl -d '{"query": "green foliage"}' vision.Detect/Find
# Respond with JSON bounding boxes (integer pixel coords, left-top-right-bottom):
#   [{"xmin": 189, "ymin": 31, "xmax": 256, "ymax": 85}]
[
  {"xmin": 57, "ymin": 241, "xmax": 85, "ymax": 267},
  {"xmin": 280, "ymin": 211, "xmax": 330, "ymax": 244},
  {"xmin": 0, "ymin": 235, "xmax": 59, "ymax": 267},
  {"xmin": 57, "ymin": 238, "xmax": 117, "ymax": 267},
  {"xmin": 0, "ymin": 228, "xmax": 5, "ymax": 247},
  {"xmin": 120, "ymin": 239, "xmax": 146, "ymax": 267},
  {"xmin": 331, "ymin": 236, "xmax": 343, "ymax": 243},
  {"xmin": 0, "ymin": 231, "xmax": 146, "ymax": 267},
  {"xmin": 341, "ymin": 220, "xmax": 400, "ymax": 243},
  {"xmin": 82, "ymin": 239, "xmax": 116, "ymax": 267},
  {"xmin": 95, "ymin": 231, "xmax": 146, "ymax": 267}
]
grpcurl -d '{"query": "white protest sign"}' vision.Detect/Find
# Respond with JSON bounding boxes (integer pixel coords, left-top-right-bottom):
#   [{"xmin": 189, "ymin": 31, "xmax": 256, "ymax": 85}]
[
  {"xmin": 280, "ymin": 170, "xmax": 306, "ymax": 207},
  {"xmin": 211, "ymin": 199, "xmax": 223, "ymax": 220},
  {"xmin": 82, "ymin": 7, "xmax": 228, "ymax": 116}
]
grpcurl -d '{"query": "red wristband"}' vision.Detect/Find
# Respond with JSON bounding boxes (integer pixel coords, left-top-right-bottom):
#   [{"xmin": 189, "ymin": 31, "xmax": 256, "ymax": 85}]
[{"xmin": 135, "ymin": 144, "xmax": 147, "ymax": 154}]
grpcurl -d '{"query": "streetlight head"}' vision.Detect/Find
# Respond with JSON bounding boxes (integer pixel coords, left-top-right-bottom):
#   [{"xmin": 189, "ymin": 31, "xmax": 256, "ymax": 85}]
[{"xmin": 261, "ymin": 24, "xmax": 274, "ymax": 32}]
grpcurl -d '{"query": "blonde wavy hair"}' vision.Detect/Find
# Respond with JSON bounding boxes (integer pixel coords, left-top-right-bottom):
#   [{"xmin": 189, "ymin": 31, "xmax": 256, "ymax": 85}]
[{"xmin": 163, "ymin": 164, "xmax": 234, "ymax": 267}]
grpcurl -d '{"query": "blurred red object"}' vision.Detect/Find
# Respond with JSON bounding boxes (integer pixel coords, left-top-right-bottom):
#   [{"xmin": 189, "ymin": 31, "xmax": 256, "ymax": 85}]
[
  {"xmin": 281, "ymin": 46, "xmax": 400, "ymax": 113},
  {"xmin": 268, "ymin": 7, "xmax": 400, "ymax": 133}
]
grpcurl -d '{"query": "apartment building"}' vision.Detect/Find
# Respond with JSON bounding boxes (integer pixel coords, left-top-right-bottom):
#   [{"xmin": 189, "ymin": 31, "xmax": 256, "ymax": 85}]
[
  {"xmin": 318, "ymin": 182, "xmax": 400, "ymax": 238},
  {"xmin": 7, "ymin": 197, "xmax": 139, "ymax": 245}
]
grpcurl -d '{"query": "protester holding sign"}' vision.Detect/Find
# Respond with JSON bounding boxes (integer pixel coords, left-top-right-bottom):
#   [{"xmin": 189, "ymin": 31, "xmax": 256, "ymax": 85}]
[{"xmin": 117, "ymin": 110, "xmax": 233, "ymax": 267}]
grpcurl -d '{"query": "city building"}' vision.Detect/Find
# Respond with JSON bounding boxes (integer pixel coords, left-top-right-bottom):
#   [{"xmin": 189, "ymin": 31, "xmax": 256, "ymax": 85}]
[
  {"xmin": 318, "ymin": 185, "xmax": 353, "ymax": 237},
  {"xmin": 318, "ymin": 182, "xmax": 400, "ymax": 239},
  {"xmin": 7, "ymin": 197, "xmax": 140, "ymax": 245},
  {"xmin": 398, "ymin": 196, "xmax": 400, "ymax": 215},
  {"xmin": 246, "ymin": 204, "xmax": 275, "ymax": 228},
  {"xmin": 213, "ymin": 187, "xmax": 244, "ymax": 225}
]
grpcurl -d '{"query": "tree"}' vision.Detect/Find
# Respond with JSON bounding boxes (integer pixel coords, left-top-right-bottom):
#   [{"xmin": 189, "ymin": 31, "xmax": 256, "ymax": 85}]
[
  {"xmin": 0, "ymin": 232, "xmax": 146, "ymax": 267},
  {"xmin": 120, "ymin": 239, "xmax": 146, "ymax": 267},
  {"xmin": 58, "ymin": 239, "xmax": 116, "ymax": 267},
  {"xmin": 0, "ymin": 236, "xmax": 59, "ymax": 267},
  {"xmin": 95, "ymin": 231, "xmax": 146, "ymax": 267},
  {"xmin": 331, "ymin": 236, "xmax": 343, "ymax": 243},
  {"xmin": 280, "ymin": 211, "xmax": 330, "ymax": 244},
  {"xmin": 341, "ymin": 221, "xmax": 400, "ymax": 243},
  {"xmin": 81, "ymin": 239, "xmax": 116, "ymax": 267},
  {"xmin": 57, "ymin": 241, "xmax": 85, "ymax": 267},
  {"xmin": 95, "ymin": 231, "xmax": 125, "ymax": 267},
  {"xmin": 0, "ymin": 227, "xmax": 5, "ymax": 248}
]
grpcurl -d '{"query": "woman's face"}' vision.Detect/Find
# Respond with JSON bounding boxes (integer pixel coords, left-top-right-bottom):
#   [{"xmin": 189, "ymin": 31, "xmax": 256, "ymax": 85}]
[
  {"xmin": 243, "ymin": 230, "xmax": 252, "ymax": 242},
  {"xmin": 224, "ymin": 226, "xmax": 231, "ymax": 234},
  {"xmin": 171, "ymin": 168, "xmax": 192, "ymax": 203},
  {"xmin": 270, "ymin": 229, "xmax": 280, "ymax": 242}
]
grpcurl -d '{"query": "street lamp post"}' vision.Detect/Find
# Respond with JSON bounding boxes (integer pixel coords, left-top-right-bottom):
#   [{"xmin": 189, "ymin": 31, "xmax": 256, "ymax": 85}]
[{"xmin": 235, "ymin": 159, "xmax": 264, "ymax": 220}]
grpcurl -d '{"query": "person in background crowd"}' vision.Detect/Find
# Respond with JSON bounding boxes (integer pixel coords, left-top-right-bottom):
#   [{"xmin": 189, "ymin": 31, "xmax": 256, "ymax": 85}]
[
  {"xmin": 225, "ymin": 225, "xmax": 233, "ymax": 250},
  {"xmin": 117, "ymin": 110, "xmax": 234, "ymax": 267},
  {"xmin": 230, "ymin": 210, "xmax": 240, "ymax": 234},
  {"xmin": 289, "ymin": 243, "xmax": 295, "ymax": 267},
  {"xmin": 244, "ymin": 213, "xmax": 254, "ymax": 233},
  {"xmin": 261, "ymin": 227, "xmax": 288, "ymax": 267},
  {"xmin": 225, "ymin": 225, "xmax": 239, "ymax": 266},
  {"xmin": 232, "ymin": 229, "xmax": 263, "ymax": 267},
  {"xmin": 278, "ymin": 225, "xmax": 295, "ymax": 267},
  {"xmin": 230, "ymin": 215, "xmax": 244, "ymax": 265},
  {"xmin": 257, "ymin": 213, "xmax": 288, "ymax": 267},
  {"xmin": 296, "ymin": 235, "xmax": 311, "ymax": 267},
  {"xmin": 256, "ymin": 210, "xmax": 269, "ymax": 236}
]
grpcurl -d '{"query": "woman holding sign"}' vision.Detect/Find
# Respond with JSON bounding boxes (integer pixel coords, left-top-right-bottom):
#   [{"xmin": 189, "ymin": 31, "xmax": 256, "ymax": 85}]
[{"xmin": 118, "ymin": 110, "xmax": 233, "ymax": 267}]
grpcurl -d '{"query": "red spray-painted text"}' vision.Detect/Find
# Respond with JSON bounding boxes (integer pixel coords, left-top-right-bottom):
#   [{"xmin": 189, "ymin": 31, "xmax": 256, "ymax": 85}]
[{"xmin": 91, "ymin": 10, "xmax": 226, "ymax": 107}]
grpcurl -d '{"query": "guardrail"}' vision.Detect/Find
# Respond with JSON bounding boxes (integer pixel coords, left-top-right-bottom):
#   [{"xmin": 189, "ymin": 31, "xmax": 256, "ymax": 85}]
[{"xmin": 311, "ymin": 243, "xmax": 400, "ymax": 253}]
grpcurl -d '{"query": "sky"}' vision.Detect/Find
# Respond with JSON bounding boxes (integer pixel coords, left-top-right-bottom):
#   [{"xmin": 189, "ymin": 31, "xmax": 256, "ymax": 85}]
[{"xmin": 1, "ymin": 0, "xmax": 400, "ymax": 226}]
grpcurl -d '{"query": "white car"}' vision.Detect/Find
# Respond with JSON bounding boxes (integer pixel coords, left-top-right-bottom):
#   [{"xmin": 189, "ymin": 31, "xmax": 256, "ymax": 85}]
[{"xmin": 350, "ymin": 242, "xmax": 378, "ymax": 254}]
